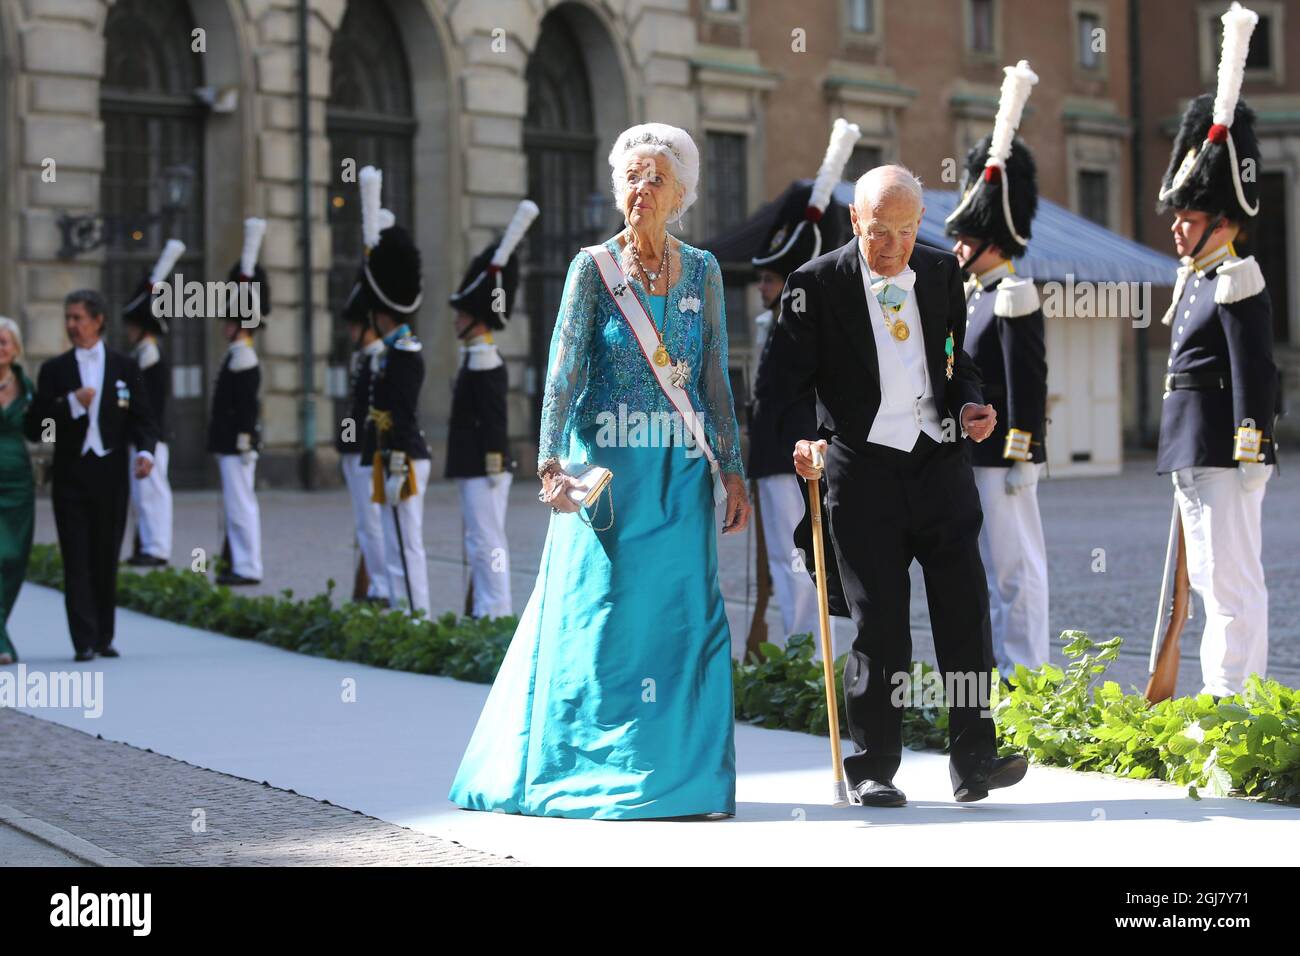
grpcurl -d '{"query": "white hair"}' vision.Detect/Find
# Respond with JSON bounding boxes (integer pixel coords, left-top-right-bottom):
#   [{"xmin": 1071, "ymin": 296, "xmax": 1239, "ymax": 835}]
[
  {"xmin": 854, "ymin": 164, "xmax": 924, "ymax": 212},
  {"xmin": 608, "ymin": 123, "xmax": 700, "ymax": 226},
  {"xmin": 0, "ymin": 316, "xmax": 22, "ymax": 357}
]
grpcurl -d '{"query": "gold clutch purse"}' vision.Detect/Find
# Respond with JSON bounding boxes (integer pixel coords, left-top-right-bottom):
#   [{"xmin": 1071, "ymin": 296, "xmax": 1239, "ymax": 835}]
[{"xmin": 567, "ymin": 464, "xmax": 614, "ymax": 531}]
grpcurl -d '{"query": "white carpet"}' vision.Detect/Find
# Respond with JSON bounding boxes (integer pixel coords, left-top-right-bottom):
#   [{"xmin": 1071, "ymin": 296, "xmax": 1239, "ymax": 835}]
[{"xmin": 6, "ymin": 584, "xmax": 1296, "ymax": 865}]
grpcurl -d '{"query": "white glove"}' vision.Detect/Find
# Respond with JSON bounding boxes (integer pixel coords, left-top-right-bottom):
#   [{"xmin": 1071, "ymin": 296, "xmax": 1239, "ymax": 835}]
[
  {"xmin": 235, "ymin": 432, "xmax": 257, "ymax": 467},
  {"xmin": 1239, "ymin": 462, "xmax": 1272, "ymax": 493},
  {"xmin": 484, "ymin": 451, "xmax": 507, "ymax": 489},
  {"xmin": 1005, "ymin": 460, "xmax": 1039, "ymax": 495},
  {"xmin": 385, "ymin": 451, "xmax": 408, "ymax": 503}
]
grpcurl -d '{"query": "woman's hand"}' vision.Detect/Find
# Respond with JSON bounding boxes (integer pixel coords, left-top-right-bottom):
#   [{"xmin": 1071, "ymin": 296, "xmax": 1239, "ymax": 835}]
[
  {"xmin": 720, "ymin": 472, "xmax": 750, "ymax": 535},
  {"xmin": 539, "ymin": 469, "xmax": 583, "ymax": 513}
]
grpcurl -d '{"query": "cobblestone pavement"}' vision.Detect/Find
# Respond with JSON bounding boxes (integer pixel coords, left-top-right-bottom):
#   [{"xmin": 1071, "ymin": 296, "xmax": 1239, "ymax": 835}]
[
  {"xmin": 31, "ymin": 452, "xmax": 1300, "ymax": 693},
  {"xmin": 0, "ymin": 709, "xmax": 518, "ymax": 866}
]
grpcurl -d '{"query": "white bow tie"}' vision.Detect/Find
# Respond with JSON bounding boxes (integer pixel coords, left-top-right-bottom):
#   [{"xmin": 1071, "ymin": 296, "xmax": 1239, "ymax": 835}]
[
  {"xmin": 870, "ymin": 269, "xmax": 916, "ymax": 294},
  {"xmin": 75, "ymin": 347, "xmax": 100, "ymax": 361}
]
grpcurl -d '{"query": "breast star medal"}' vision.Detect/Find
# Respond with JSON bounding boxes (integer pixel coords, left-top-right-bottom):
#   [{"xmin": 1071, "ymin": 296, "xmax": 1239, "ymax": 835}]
[
  {"xmin": 670, "ymin": 358, "xmax": 691, "ymax": 388},
  {"xmin": 944, "ymin": 332, "xmax": 955, "ymax": 380}
]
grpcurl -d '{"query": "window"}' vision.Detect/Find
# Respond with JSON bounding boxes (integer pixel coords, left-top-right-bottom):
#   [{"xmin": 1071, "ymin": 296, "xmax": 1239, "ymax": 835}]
[
  {"xmin": 1078, "ymin": 11, "xmax": 1101, "ymax": 69},
  {"xmin": 101, "ymin": 0, "xmax": 207, "ymax": 487},
  {"xmin": 1245, "ymin": 13, "xmax": 1272, "ymax": 71},
  {"xmin": 1200, "ymin": 4, "xmax": 1281, "ymax": 84},
  {"xmin": 845, "ymin": 144, "xmax": 884, "ymax": 185},
  {"xmin": 1078, "ymin": 170, "xmax": 1109, "ymax": 228},
  {"xmin": 969, "ymin": 0, "xmax": 995, "ymax": 54},
  {"xmin": 706, "ymin": 132, "xmax": 749, "ymax": 237},
  {"xmin": 707, "ymin": 0, "xmax": 737, "ymax": 11},
  {"xmin": 846, "ymin": 0, "xmax": 875, "ymax": 34}
]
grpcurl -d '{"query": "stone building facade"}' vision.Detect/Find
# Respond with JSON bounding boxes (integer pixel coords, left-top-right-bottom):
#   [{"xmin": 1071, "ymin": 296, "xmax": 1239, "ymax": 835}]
[{"xmin": 1, "ymin": 0, "xmax": 1293, "ymax": 488}]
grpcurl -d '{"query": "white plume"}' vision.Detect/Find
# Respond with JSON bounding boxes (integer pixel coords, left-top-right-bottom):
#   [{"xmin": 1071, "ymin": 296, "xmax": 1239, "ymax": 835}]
[
  {"xmin": 987, "ymin": 60, "xmax": 1039, "ymax": 167},
  {"xmin": 809, "ymin": 118, "xmax": 861, "ymax": 213},
  {"xmin": 490, "ymin": 199, "xmax": 540, "ymax": 267},
  {"xmin": 149, "ymin": 239, "xmax": 186, "ymax": 285},
  {"xmin": 1213, "ymin": 2, "xmax": 1259, "ymax": 127},
  {"xmin": 360, "ymin": 165, "xmax": 384, "ymax": 249},
  {"xmin": 376, "ymin": 208, "xmax": 395, "ymax": 233},
  {"xmin": 239, "ymin": 218, "xmax": 266, "ymax": 277}
]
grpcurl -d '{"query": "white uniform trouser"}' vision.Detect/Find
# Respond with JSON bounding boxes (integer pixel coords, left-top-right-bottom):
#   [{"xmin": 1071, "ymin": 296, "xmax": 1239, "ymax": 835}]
[
  {"xmin": 1173, "ymin": 465, "xmax": 1270, "ymax": 697},
  {"xmin": 341, "ymin": 453, "xmax": 390, "ymax": 601},
  {"xmin": 457, "ymin": 474, "xmax": 513, "ymax": 618},
  {"xmin": 379, "ymin": 458, "xmax": 431, "ymax": 617},
  {"xmin": 972, "ymin": 464, "xmax": 1050, "ymax": 675},
  {"xmin": 217, "ymin": 453, "xmax": 262, "ymax": 580},
  {"xmin": 757, "ymin": 474, "xmax": 848, "ymax": 662},
  {"xmin": 129, "ymin": 440, "xmax": 172, "ymax": 559}
]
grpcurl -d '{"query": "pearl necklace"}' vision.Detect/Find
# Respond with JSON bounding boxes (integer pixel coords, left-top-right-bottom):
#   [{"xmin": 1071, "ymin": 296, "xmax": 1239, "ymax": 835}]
[{"xmin": 628, "ymin": 231, "xmax": 670, "ymax": 292}]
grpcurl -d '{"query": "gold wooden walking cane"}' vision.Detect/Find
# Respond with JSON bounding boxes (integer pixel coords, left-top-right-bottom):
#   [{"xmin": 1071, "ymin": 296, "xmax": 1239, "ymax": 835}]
[{"xmin": 806, "ymin": 443, "xmax": 849, "ymax": 807}]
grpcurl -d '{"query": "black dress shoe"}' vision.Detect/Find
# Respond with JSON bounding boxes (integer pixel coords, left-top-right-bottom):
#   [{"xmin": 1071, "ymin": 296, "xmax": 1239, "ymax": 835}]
[
  {"xmin": 953, "ymin": 754, "xmax": 1028, "ymax": 803},
  {"xmin": 97, "ymin": 646, "xmax": 120, "ymax": 658},
  {"xmin": 850, "ymin": 778, "xmax": 907, "ymax": 807},
  {"xmin": 74, "ymin": 649, "xmax": 97, "ymax": 662},
  {"xmin": 216, "ymin": 572, "xmax": 261, "ymax": 587}
]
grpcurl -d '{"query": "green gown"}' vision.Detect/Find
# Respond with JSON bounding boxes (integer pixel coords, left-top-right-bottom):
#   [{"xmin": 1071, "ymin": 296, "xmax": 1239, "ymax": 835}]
[{"xmin": 0, "ymin": 363, "xmax": 35, "ymax": 660}]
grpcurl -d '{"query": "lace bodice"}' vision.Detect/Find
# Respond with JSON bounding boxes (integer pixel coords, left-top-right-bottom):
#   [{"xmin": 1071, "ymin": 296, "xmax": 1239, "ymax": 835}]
[{"xmin": 537, "ymin": 236, "xmax": 744, "ymax": 477}]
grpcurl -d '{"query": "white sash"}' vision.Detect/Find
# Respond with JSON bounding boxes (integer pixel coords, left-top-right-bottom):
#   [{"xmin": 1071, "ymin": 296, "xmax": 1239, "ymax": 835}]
[{"xmin": 583, "ymin": 243, "xmax": 727, "ymax": 505}]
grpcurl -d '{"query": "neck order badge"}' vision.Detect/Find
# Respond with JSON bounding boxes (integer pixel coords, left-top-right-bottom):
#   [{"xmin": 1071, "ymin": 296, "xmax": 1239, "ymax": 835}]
[{"xmin": 868, "ymin": 267, "xmax": 913, "ymax": 341}]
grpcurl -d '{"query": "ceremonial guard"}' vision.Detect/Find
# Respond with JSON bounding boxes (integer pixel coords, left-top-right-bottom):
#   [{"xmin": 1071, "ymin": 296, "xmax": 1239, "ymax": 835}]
[
  {"xmin": 122, "ymin": 239, "xmax": 184, "ymax": 567},
  {"xmin": 748, "ymin": 118, "xmax": 859, "ymax": 658},
  {"xmin": 337, "ymin": 167, "xmax": 394, "ymax": 606},
  {"xmin": 446, "ymin": 198, "xmax": 539, "ymax": 619},
  {"xmin": 208, "ymin": 217, "xmax": 268, "ymax": 586},
  {"xmin": 359, "ymin": 189, "xmax": 431, "ymax": 616},
  {"xmin": 944, "ymin": 60, "xmax": 1050, "ymax": 676},
  {"xmin": 1149, "ymin": 2, "xmax": 1278, "ymax": 699}
]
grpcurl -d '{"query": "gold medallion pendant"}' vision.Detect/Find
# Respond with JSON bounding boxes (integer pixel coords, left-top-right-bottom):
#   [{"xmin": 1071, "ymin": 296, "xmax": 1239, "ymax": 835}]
[
  {"xmin": 890, "ymin": 320, "xmax": 910, "ymax": 342},
  {"xmin": 653, "ymin": 344, "xmax": 670, "ymax": 366}
]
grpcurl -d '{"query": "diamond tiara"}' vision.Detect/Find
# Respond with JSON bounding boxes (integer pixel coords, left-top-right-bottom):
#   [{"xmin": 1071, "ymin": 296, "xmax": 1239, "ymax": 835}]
[{"xmin": 621, "ymin": 131, "xmax": 684, "ymax": 165}]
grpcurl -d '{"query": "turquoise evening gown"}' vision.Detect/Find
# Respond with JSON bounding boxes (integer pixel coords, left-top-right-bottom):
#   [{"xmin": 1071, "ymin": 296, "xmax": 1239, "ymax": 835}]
[{"xmin": 448, "ymin": 236, "xmax": 744, "ymax": 820}]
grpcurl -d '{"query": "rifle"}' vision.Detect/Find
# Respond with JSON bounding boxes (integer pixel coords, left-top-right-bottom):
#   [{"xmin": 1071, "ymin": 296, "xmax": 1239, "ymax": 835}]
[{"xmin": 1144, "ymin": 503, "xmax": 1192, "ymax": 703}]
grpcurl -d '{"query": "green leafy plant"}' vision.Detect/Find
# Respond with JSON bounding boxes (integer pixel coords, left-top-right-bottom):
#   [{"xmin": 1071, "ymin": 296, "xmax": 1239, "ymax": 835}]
[
  {"xmin": 996, "ymin": 631, "xmax": 1300, "ymax": 803},
  {"xmin": 26, "ymin": 547, "xmax": 1299, "ymax": 803}
]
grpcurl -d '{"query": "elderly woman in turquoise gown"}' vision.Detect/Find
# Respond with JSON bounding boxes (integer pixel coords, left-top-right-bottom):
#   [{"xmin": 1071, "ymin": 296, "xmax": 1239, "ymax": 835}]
[
  {"xmin": 0, "ymin": 317, "xmax": 35, "ymax": 666},
  {"xmin": 448, "ymin": 123, "xmax": 751, "ymax": 819}
]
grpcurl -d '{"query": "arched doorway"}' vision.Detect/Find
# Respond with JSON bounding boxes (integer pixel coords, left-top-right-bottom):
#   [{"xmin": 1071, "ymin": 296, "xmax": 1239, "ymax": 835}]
[
  {"xmin": 101, "ymin": 0, "xmax": 207, "ymax": 487},
  {"xmin": 326, "ymin": 0, "xmax": 416, "ymax": 437},
  {"xmin": 523, "ymin": 5, "xmax": 629, "ymax": 442}
]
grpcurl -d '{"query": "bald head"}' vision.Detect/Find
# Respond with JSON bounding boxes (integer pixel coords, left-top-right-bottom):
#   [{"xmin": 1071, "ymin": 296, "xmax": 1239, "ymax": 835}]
[
  {"xmin": 850, "ymin": 164, "xmax": 925, "ymax": 277},
  {"xmin": 853, "ymin": 164, "xmax": 923, "ymax": 212}
]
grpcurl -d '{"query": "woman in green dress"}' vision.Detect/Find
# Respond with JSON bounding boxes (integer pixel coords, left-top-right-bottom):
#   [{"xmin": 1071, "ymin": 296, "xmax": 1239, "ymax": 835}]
[{"xmin": 0, "ymin": 316, "xmax": 35, "ymax": 664}]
